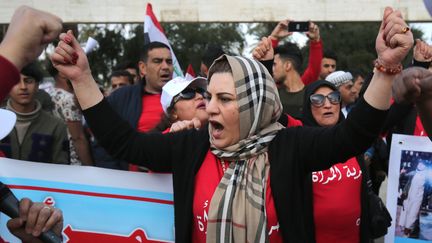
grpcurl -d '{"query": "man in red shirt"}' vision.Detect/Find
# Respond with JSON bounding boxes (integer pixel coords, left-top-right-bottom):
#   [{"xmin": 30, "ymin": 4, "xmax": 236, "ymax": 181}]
[
  {"xmin": 252, "ymin": 20, "xmax": 322, "ymax": 119},
  {"xmin": 97, "ymin": 42, "xmax": 174, "ymax": 170}
]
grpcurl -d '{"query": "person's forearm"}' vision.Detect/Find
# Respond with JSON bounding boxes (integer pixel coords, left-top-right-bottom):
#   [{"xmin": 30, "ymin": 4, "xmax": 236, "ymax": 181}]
[
  {"xmin": 0, "ymin": 55, "xmax": 20, "ymax": 102},
  {"xmin": 363, "ymin": 71, "xmax": 395, "ymax": 110},
  {"xmin": 301, "ymin": 40, "xmax": 322, "ymax": 85},
  {"xmin": 71, "ymin": 75, "xmax": 103, "ymax": 110},
  {"xmin": 73, "ymin": 137, "xmax": 94, "ymax": 166},
  {"xmin": 417, "ymin": 99, "xmax": 432, "ymax": 140}
]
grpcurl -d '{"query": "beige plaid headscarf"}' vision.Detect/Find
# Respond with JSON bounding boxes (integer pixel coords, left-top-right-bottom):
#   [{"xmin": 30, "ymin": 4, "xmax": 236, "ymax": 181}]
[{"xmin": 207, "ymin": 55, "xmax": 283, "ymax": 243}]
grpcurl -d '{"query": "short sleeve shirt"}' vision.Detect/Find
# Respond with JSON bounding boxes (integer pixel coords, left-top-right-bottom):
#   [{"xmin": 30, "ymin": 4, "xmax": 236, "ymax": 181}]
[{"xmin": 48, "ymin": 88, "xmax": 82, "ymax": 165}]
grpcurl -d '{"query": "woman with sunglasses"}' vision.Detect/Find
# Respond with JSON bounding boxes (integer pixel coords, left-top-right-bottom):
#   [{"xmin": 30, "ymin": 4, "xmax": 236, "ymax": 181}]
[
  {"xmin": 155, "ymin": 76, "xmax": 209, "ymax": 132},
  {"xmin": 51, "ymin": 7, "xmax": 412, "ymax": 242},
  {"xmin": 302, "ymin": 80, "xmax": 368, "ymax": 243}
]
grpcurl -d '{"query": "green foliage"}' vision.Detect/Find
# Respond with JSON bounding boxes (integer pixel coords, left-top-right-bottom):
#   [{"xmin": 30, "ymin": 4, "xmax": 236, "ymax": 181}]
[
  {"xmin": 61, "ymin": 23, "xmax": 245, "ymax": 86},
  {"xmin": 247, "ymin": 22, "xmax": 277, "ymax": 41},
  {"xmin": 303, "ymin": 22, "xmax": 424, "ymax": 76},
  {"xmin": 162, "ymin": 23, "xmax": 245, "ymax": 73},
  {"xmin": 14, "ymin": 21, "xmax": 424, "ymax": 87},
  {"xmin": 248, "ymin": 22, "xmax": 425, "ymax": 77}
]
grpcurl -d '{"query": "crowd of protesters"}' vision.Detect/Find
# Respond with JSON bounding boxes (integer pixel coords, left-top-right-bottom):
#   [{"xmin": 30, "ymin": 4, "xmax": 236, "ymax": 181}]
[{"xmin": 1, "ymin": 4, "xmax": 432, "ymax": 243}]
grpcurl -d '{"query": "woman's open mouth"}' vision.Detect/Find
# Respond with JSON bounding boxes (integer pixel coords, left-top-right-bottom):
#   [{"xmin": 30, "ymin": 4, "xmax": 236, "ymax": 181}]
[{"xmin": 210, "ymin": 120, "xmax": 224, "ymax": 139}]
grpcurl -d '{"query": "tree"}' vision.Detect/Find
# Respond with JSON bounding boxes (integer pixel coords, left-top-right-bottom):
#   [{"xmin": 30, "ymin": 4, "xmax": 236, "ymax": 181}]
[
  {"xmin": 248, "ymin": 22, "xmax": 424, "ymax": 77},
  {"xmin": 162, "ymin": 23, "xmax": 245, "ymax": 74},
  {"xmin": 309, "ymin": 22, "xmax": 424, "ymax": 76},
  {"xmin": 62, "ymin": 23, "xmax": 245, "ymax": 86}
]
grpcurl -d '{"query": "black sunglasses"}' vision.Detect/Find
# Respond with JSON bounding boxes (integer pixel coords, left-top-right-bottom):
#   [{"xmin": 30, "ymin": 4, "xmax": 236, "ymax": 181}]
[
  {"xmin": 172, "ymin": 87, "xmax": 208, "ymax": 104},
  {"xmin": 310, "ymin": 91, "xmax": 341, "ymax": 107}
]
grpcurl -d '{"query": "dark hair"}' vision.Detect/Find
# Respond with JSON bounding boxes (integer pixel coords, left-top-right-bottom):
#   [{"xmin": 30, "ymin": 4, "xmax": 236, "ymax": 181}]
[
  {"xmin": 21, "ymin": 63, "xmax": 44, "ymax": 83},
  {"xmin": 207, "ymin": 57, "xmax": 232, "ymax": 82},
  {"xmin": 109, "ymin": 70, "xmax": 134, "ymax": 84},
  {"xmin": 274, "ymin": 42, "xmax": 303, "ymax": 72},
  {"xmin": 113, "ymin": 61, "xmax": 139, "ymax": 73},
  {"xmin": 140, "ymin": 42, "xmax": 171, "ymax": 62},
  {"xmin": 202, "ymin": 45, "xmax": 225, "ymax": 68},
  {"xmin": 323, "ymin": 49, "xmax": 338, "ymax": 62},
  {"xmin": 349, "ymin": 69, "xmax": 365, "ymax": 83}
]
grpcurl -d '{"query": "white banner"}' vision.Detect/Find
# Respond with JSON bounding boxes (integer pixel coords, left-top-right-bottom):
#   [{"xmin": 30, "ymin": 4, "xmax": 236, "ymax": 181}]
[
  {"xmin": 385, "ymin": 134, "xmax": 432, "ymax": 243},
  {"xmin": 0, "ymin": 158, "xmax": 174, "ymax": 242}
]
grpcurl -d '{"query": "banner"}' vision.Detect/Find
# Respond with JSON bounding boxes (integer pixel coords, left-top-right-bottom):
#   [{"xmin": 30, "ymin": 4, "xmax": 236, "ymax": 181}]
[
  {"xmin": 385, "ymin": 134, "xmax": 432, "ymax": 243},
  {"xmin": 0, "ymin": 158, "xmax": 174, "ymax": 243},
  {"xmin": 144, "ymin": 3, "xmax": 183, "ymax": 78}
]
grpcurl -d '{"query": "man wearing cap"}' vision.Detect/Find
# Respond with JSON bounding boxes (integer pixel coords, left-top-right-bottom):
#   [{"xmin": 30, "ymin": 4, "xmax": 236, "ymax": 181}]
[
  {"xmin": 1, "ymin": 63, "xmax": 69, "ymax": 164},
  {"xmin": 325, "ymin": 70, "xmax": 357, "ymax": 117},
  {"xmin": 95, "ymin": 41, "xmax": 173, "ymax": 170}
]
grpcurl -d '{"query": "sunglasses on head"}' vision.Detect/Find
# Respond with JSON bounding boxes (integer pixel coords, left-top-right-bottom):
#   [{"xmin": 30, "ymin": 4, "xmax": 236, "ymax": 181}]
[
  {"xmin": 172, "ymin": 87, "xmax": 208, "ymax": 104},
  {"xmin": 310, "ymin": 91, "xmax": 341, "ymax": 107}
]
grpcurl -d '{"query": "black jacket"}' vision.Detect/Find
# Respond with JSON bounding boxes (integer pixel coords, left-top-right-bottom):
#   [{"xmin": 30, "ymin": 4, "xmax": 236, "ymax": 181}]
[
  {"xmin": 301, "ymin": 80, "xmax": 370, "ymax": 242},
  {"xmin": 84, "ymin": 97, "xmax": 387, "ymax": 243}
]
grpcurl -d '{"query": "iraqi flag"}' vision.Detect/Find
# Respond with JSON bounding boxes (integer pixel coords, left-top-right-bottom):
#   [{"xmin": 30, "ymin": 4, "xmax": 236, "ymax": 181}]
[
  {"xmin": 184, "ymin": 64, "xmax": 196, "ymax": 81},
  {"xmin": 144, "ymin": 3, "xmax": 183, "ymax": 77}
]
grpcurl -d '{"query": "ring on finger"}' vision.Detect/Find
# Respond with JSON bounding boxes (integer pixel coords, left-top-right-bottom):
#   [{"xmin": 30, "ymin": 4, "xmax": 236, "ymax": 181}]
[
  {"xmin": 42, "ymin": 206, "xmax": 51, "ymax": 211},
  {"xmin": 401, "ymin": 26, "xmax": 410, "ymax": 34}
]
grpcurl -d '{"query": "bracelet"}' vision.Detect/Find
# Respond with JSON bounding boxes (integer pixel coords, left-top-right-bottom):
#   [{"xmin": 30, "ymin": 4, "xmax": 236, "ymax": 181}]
[{"xmin": 374, "ymin": 59, "xmax": 403, "ymax": 75}]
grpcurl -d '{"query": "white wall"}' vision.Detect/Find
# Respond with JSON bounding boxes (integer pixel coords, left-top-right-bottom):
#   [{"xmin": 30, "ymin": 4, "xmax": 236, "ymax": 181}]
[{"xmin": 0, "ymin": 0, "xmax": 430, "ymax": 23}]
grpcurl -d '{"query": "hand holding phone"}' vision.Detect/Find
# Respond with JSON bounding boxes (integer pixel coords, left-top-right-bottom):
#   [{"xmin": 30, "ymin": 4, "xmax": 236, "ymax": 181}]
[{"xmin": 288, "ymin": 21, "xmax": 310, "ymax": 32}]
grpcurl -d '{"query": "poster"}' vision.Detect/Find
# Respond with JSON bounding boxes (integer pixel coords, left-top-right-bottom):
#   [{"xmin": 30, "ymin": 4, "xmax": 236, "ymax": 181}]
[
  {"xmin": 385, "ymin": 134, "xmax": 432, "ymax": 243},
  {"xmin": 0, "ymin": 158, "xmax": 174, "ymax": 242}
]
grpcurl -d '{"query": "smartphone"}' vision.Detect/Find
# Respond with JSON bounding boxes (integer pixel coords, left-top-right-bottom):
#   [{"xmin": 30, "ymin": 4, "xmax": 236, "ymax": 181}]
[{"xmin": 288, "ymin": 21, "xmax": 310, "ymax": 32}]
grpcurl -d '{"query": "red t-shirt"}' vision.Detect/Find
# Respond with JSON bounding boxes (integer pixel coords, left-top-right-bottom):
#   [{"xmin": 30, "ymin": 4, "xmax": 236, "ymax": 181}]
[
  {"xmin": 312, "ymin": 157, "xmax": 362, "ymax": 243},
  {"xmin": 137, "ymin": 93, "xmax": 163, "ymax": 132},
  {"xmin": 130, "ymin": 93, "xmax": 163, "ymax": 171},
  {"xmin": 192, "ymin": 150, "xmax": 283, "ymax": 243}
]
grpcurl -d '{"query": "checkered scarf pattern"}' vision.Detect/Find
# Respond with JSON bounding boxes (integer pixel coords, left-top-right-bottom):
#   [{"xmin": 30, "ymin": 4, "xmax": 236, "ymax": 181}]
[{"xmin": 207, "ymin": 55, "xmax": 283, "ymax": 243}]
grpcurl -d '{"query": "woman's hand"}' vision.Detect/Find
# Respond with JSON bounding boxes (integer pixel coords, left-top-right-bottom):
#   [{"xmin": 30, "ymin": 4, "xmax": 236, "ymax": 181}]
[
  {"xmin": 252, "ymin": 37, "xmax": 274, "ymax": 61},
  {"xmin": 50, "ymin": 30, "xmax": 103, "ymax": 109},
  {"xmin": 169, "ymin": 118, "xmax": 202, "ymax": 133},
  {"xmin": 51, "ymin": 30, "xmax": 92, "ymax": 83},
  {"xmin": 375, "ymin": 7, "xmax": 413, "ymax": 68}
]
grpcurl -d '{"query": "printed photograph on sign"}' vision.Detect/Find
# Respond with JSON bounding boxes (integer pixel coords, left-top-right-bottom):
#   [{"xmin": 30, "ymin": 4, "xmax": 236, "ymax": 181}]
[
  {"xmin": 385, "ymin": 135, "xmax": 432, "ymax": 243},
  {"xmin": 394, "ymin": 150, "xmax": 432, "ymax": 241}
]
